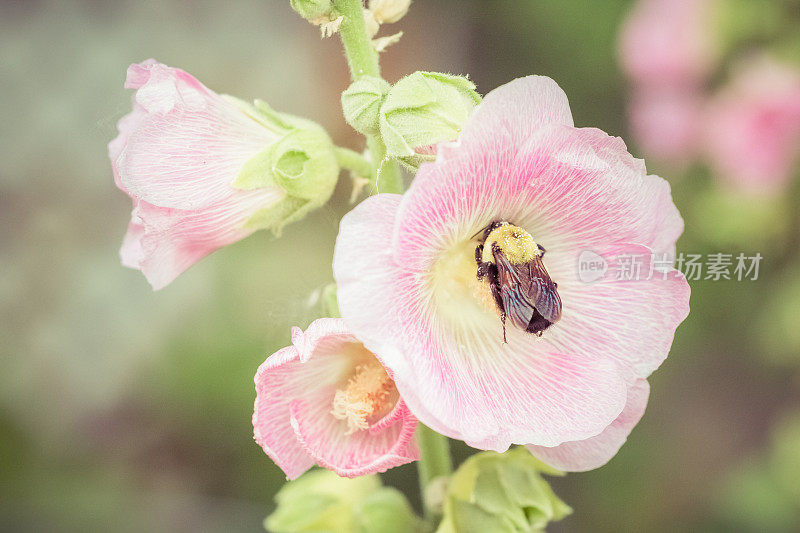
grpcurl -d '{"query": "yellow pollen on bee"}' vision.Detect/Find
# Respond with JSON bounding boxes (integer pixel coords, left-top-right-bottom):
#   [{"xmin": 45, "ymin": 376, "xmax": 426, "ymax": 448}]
[
  {"xmin": 481, "ymin": 223, "xmax": 540, "ymax": 265},
  {"xmin": 331, "ymin": 362, "xmax": 396, "ymax": 434}
]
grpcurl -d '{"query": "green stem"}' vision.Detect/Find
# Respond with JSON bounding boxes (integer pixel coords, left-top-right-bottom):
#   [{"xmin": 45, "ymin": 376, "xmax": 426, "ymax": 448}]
[
  {"xmin": 333, "ymin": 0, "xmax": 380, "ymax": 80},
  {"xmin": 333, "ymin": 146, "xmax": 373, "ymax": 178},
  {"xmin": 333, "ymin": 0, "xmax": 404, "ymax": 194},
  {"xmin": 366, "ymin": 137, "xmax": 404, "ymax": 194},
  {"xmin": 416, "ymin": 424, "xmax": 452, "ymax": 523}
]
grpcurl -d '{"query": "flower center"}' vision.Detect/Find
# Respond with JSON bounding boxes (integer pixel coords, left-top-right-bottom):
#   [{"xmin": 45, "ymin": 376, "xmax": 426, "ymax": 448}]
[
  {"xmin": 331, "ymin": 360, "xmax": 398, "ymax": 434},
  {"xmin": 430, "ymin": 239, "xmax": 499, "ymax": 320}
]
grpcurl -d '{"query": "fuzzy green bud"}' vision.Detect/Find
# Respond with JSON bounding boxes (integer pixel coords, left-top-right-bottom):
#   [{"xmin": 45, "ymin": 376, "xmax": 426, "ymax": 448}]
[
  {"xmin": 290, "ymin": 0, "xmax": 333, "ymax": 22},
  {"xmin": 225, "ymin": 97, "xmax": 339, "ymax": 235},
  {"xmin": 265, "ymin": 470, "xmax": 419, "ymax": 533},
  {"xmin": 342, "ymin": 76, "xmax": 391, "ymax": 135},
  {"xmin": 379, "ymin": 71, "xmax": 481, "ymax": 160},
  {"xmin": 436, "ymin": 448, "xmax": 571, "ymax": 533}
]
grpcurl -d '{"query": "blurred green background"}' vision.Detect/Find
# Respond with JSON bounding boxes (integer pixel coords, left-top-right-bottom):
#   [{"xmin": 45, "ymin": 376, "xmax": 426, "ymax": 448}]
[{"xmin": 2, "ymin": 1, "xmax": 799, "ymax": 531}]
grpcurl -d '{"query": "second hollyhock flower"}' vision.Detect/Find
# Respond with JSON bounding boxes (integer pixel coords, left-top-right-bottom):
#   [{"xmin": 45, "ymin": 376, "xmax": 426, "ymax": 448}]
[
  {"xmin": 334, "ymin": 76, "xmax": 690, "ymax": 471},
  {"xmin": 253, "ymin": 318, "xmax": 419, "ymax": 479},
  {"xmin": 110, "ymin": 60, "xmax": 339, "ymax": 290}
]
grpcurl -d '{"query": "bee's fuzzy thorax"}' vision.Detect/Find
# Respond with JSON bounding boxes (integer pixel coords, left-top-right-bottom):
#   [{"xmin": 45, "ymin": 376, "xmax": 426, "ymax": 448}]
[{"xmin": 481, "ymin": 223, "xmax": 541, "ymax": 265}]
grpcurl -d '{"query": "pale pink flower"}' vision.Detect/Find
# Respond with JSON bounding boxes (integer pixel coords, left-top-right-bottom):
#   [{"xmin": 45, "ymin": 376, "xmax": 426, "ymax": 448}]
[
  {"xmin": 253, "ymin": 318, "xmax": 419, "ymax": 479},
  {"xmin": 109, "ymin": 59, "xmax": 286, "ymax": 290},
  {"xmin": 619, "ymin": 0, "xmax": 716, "ymax": 88},
  {"xmin": 629, "ymin": 88, "xmax": 704, "ymax": 166},
  {"xmin": 704, "ymin": 57, "xmax": 800, "ymax": 193},
  {"xmin": 333, "ymin": 76, "xmax": 690, "ymax": 471}
]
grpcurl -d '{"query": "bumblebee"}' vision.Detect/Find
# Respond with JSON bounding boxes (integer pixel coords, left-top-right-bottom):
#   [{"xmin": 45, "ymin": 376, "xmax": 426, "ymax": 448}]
[{"xmin": 475, "ymin": 221, "xmax": 562, "ymax": 341}]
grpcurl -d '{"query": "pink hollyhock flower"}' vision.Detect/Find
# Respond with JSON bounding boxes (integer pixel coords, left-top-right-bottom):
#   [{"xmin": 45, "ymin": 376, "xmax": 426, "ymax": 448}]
[
  {"xmin": 253, "ymin": 318, "xmax": 419, "ymax": 479},
  {"xmin": 333, "ymin": 76, "xmax": 690, "ymax": 471},
  {"xmin": 110, "ymin": 60, "xmax": 289, "ymax": 290},
  {"xmin": 629, "ymin": 88, "xmax": 704, "ymax": 166},
  {"xmin": 619, "ymin": 0, "xmax": 716, "ymax": 88},
  {"xmin": 704, "ymin": 57, "xmax": 800, "ymax": 194}
]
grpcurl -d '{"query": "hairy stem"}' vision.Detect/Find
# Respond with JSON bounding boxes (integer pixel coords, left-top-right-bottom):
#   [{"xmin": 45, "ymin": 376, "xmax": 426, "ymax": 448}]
[
  {"xmin": 366, "ymin": 136, "xmax": 404, "ymax": 194},
  {"xmin": 333, "ymin": 0, "xmax": 403, "ymax": 194},
  {"xmin": 333, "ymin": 146, "xmax": 373, "ymax": 178},
  {"xmin": 333, "ymin": 0, "xmax": 380, "ymax": 80},
  {"xmin": 416, "ymin": 424, "xmax": 453, "ymax": 524}
]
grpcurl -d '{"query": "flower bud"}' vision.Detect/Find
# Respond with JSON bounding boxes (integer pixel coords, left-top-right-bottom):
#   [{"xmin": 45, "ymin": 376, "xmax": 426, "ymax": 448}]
[
  {"xmin": 342, "ymin": 76, "xmax": 391, "ymax": 135},
  {"xmin": 363, "ymin": 9, "xmax": 380, "ymax": 38},
  {"xmin": 290, "ymin": 0, "xmax": 333, "ymax": 22},
  {"xmin": 369, "ymin": 0, "xmax": 411, "ymax": 24},
  {"xmin": 229, "ymin": 99, "xmax": 339, "ymax": 234},
  {"xmin": 379, "ymin": 71, "xmax": 481, "ymax": 160},
  {"xmin": 265, "ymin": 469, "xmax": 419, "ymax": 533},
  {"xmin": 110, "ymin": 60, "xmax": 338, "ymax": 290},
  {"xmin": 436, "ymin": 448, "xmax": 570, "ymax": 533}
]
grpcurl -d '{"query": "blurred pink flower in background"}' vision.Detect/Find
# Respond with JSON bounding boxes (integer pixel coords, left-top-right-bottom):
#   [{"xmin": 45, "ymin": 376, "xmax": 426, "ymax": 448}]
[
  {"xmin": 619, "ymin": 0, "xmax": 717, "ymax": 167},
  {"xmin": 253, "ymin": 318, "xmax": 419, "ymax": 479},
  {"xmin": 619, "ymin": 0, "xmax": 716, "ymax": 88},
  {"xmin": 109, "ymin": 60, "xmax": 286, "ymax": 290},
  {"xmin": 334, "ymin": 76, "xmax": 690, "ymax": 470},
  {"xmin": 629, "ymin": 88, "xmax": 704, "ymax": 166},
  {"xmin": 704, "ymin": 56, "xmax": 800, "ymax": 194}
]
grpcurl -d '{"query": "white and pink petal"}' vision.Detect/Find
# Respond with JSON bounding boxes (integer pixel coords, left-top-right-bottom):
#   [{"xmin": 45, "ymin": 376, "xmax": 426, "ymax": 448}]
[
  {"xmin": 122, "ymin": 187, "xmax": 283, "ymax": 290},
  {"xmin": 113, "ymin": 61, "xmax": 281, "ymax": 210},
  {"xmin": 527, "ymin": 379, "xmax": 650, "ymax": 472},
  {"xmin": 253, "ymin": 319, "xmax": 419, "ymax": 479}
]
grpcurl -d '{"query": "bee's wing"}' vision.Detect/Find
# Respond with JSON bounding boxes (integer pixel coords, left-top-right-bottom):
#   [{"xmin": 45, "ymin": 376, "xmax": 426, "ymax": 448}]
[
  {"xmin": 526, "ymin": 258, "xmax": 562, "ymax": 323},
  {"xmin": 494, "ymin": 251, "xmax": 562, "ymax": 330}
]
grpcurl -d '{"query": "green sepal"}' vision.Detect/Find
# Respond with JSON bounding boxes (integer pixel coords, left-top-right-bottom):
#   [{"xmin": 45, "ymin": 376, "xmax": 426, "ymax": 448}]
[
  {"xmin": 229, "ymin": 107, "xmax": 338, "ymax": 235},
  {"xmin": 244, "ymin": 196, "xmax": 312, "ymax": 236},
  {"xmin": 264, "ymin": 470, "xmax": 420, "ymax": 533},
  {"xmin": 354, "ymin": 487, "xmax": 420, "ymax": 533},
  {"xmin": 438, "ymin": 448, "xmax": 571, "ymax": 533},
  {"xmin": 342, "ymin": 76, "xmax": 392, "ymax": 135},
  {"xmin": 379, "ymin": 71, "xmax": 481, "ymax": 159},
  {"xmin": 290, "ymin": 0, "xmax": 334, "ymax": 22},
  {"xmin": 253, "ymin": 99, "xmax": 322, "ymax": 133},
  {"xmin": 220, "ymin": 96, "xmax": 340, "ymax": 235},
  {"xmin": 233, "ymin": 128, "xmax": 337, "ymax": 199},
  {"xmin": 265, "ymin": 470, "xmax": 380, "ymax": 533}
]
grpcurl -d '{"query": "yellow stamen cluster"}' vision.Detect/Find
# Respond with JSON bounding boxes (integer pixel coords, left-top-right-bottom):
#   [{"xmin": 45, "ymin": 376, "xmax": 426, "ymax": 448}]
[{"xmin": 331, "ymin": 362, "xmax": 396, "ymax": 434}]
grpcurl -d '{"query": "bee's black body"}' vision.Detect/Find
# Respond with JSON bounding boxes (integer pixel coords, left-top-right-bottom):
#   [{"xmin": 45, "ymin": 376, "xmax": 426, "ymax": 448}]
[{"xmin": 475, "ymin": 221, "xmax": 562, "ymax": 342}]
